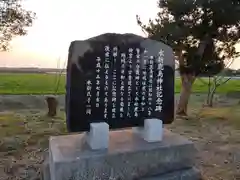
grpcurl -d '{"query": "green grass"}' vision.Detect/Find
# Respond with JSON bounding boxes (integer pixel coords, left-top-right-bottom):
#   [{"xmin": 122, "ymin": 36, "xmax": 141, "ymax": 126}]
[
  {"xmin": 175, "ymin": 77, "xmax": 240, "ymax": 93},
  {"xmin": 0, "ymin": 73, "xmax": 240, "ymax": 94},
  {"xmin": 0, "ymin": 73, "xmax": 65, "ymax": 94}
]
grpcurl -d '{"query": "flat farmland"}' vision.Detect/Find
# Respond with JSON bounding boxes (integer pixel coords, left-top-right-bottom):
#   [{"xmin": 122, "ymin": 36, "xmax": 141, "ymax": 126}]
[
  {"xmin": 0, "ymin": 73, "xmax": 65, "ymax": 94},
  {"xmin": 0, "ymin": 73, "xmax": 240, "ymax": 94}
]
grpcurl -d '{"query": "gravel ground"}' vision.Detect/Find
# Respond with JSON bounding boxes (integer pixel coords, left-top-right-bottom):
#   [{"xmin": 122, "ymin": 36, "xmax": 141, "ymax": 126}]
[{"xmin": 0, "ymin": 94, "xmax": 239, "ymax": 180}]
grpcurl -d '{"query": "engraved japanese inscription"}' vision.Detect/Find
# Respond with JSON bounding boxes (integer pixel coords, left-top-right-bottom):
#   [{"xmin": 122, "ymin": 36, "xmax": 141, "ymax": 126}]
[{"xmin": 65, "ymin": 33, "xmax": 174, "ymax": 132}]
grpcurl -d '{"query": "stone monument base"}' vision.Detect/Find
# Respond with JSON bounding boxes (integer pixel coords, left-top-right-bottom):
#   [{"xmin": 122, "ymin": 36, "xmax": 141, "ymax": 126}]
[{"xmin": 42, "ymin": 129, "xmax": 201, "ymax": 180}]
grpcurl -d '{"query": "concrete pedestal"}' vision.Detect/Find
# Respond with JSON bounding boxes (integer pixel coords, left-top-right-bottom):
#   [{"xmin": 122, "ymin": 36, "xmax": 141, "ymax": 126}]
[{"xmin": 42, "ymin": 129, "xmax": 201, "ymax": 180}]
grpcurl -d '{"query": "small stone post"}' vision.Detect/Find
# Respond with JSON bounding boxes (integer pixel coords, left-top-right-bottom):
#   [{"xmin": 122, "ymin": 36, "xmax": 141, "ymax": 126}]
[{"xmin": 46, "ymin": 96, "xmax": 58, "ymax": 117}]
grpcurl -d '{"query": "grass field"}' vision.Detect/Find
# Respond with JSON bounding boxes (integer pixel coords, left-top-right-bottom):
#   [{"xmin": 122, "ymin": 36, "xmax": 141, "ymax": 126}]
[{"xmin": 0, "ymin": 73, "xmax": 240, "ymax": 94}]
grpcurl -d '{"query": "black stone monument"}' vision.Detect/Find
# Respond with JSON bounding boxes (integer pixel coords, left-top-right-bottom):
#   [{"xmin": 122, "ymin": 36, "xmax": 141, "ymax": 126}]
[{"xmin": 65, "ymin": 33, "xmax": 175, "ymax": 132}]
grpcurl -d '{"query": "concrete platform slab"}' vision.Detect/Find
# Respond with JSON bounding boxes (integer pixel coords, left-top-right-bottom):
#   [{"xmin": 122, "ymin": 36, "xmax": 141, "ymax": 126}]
[{"xmin": 46, "ymin": 129, "xmax": 198, "ymax": 180}]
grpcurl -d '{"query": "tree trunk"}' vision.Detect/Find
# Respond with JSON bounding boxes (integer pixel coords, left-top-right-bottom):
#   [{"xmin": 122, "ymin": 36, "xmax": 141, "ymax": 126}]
[
  {"xmin": 205, "ymin": 76, "xmax": 218, "ymax": 107},
  {"xmin": 46, "ymin": 96, "xmax": 58, "ymax": 117},
  {"xmin": 176, "ymin": 74, "xmax": 195, "ymax": 116},
  {"xmin": 208, "ymin": 88, "xmax": 216, "ymax": 107},
  {"xmin": 207, "ymin": 82, "xmax": 217, "ymax": 107},
  {"xmin": 206, "ymin": 76, "xmax": 211, "ymax": 105}
]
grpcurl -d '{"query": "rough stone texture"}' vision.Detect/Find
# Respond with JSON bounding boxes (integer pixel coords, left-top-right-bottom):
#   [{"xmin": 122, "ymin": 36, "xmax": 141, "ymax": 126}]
[
  {"xmin": 43, "ymin": 162, "xmax": 201, "ymax": 180},
  {"xmin": 66, "ymin": 33, "xmax": 175, "ymax": 132},
  {"xmin": 41, "ymin": 153, "xmax": 50, "ymax": 180},
  {"xmin": 48, "ymin": 129, "xmax": 198, "ymax": 180},
  {"xmin": 141, "ymin": 168, "xmax": 201, "ymax": 180}
]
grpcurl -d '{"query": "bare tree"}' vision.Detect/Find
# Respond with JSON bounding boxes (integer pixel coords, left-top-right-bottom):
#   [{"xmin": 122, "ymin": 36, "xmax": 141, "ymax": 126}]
[{"xmin": 198, "ymin": 59, "xmax": 235, "ymax": 107}]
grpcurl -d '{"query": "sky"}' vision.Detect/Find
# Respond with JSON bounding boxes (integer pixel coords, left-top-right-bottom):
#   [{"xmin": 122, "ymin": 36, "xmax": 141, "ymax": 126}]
[{"xmin": 0, "ymin": 0, "xmax": 239, "ymax": 69}]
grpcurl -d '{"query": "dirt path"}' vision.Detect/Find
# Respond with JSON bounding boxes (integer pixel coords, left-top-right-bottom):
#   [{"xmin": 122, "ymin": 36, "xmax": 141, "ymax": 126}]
[{"xmin": 168, "ymin": 119, "xmax": 240, "ymax": 180}]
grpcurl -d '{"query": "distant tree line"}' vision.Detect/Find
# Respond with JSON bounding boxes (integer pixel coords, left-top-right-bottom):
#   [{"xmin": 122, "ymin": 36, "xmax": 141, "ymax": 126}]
[{"xmin": 222, "ymin": 68, "xmax": 240, "ymax": 76}]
